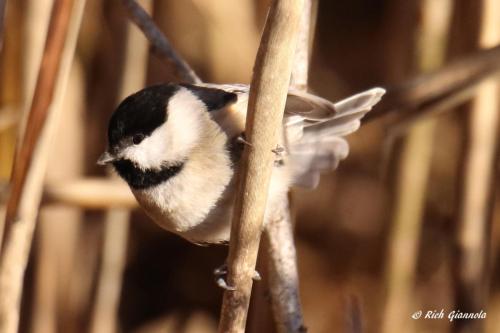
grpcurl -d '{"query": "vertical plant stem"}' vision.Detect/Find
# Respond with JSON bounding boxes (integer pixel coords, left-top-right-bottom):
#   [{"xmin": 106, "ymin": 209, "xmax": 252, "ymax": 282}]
[
  {"xmin": 1, "ymin": 0, "xmax": 73, "ymax": 249},
  {"xmin": 264, "ymin": 202, "xmax": 306, "ymax": 333},
  {"xmin": 90, "ymin": 210, "xmax": 130, "ymax": 333},
  {"xmin": 0, "ymin": 0, "xmax": 23, "ymax": 238},
  {"xmin": 382, "ymin": 1, "xmax": 452, "ymax": 333},
  {"xmin": 218, "ymin": 0, "xmax": 304, "ymax": 332},
  {"xmin": 454, "ymin": 1, "xmax": 500, "ymax": 332},
  {"xmin": 261, "ymin": 1, "xmax": 314, "ymax": 332},
  {"xmin": 289, "ymin": 0, "xmax": 314, "ymax": 91},
  {"xmin": 0, "ymin": 1, "xmax": 85, "ymax": 332},
  {"xmin": 90, "ymin": 2, "xmax": 151, "ymax": 331}
]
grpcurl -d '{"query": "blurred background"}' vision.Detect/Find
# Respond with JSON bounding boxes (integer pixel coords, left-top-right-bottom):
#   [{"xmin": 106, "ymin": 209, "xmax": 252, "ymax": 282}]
[{"xmin": 0, "ymin": 0, "xmax": 499, "ymax": 332}]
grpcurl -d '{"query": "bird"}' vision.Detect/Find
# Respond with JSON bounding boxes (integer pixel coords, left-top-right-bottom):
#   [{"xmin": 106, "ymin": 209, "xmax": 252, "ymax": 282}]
[{"xmin": 98, "ymin": 83, "xmax": 385, "ymax": 245}]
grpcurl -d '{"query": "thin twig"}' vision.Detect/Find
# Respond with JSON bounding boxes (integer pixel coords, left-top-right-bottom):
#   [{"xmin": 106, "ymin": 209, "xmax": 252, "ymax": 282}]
[
  {"xmin": 365, "ymin": 44, "xmax": 500, "ymax": 123},
  {"xmin": 121, "ymin": 0, "xmax": 201, "ymax": 84},
  {"xmin": 218, "ymin": 1, "xmax": 304, "ymax": 332},
  {"xmin": 0, "ymin": 1, "xmax": 85, "ymax": 332},
  {"xmin": 454, "ymin": 1, "xmax": 500, "ymax": 332}
]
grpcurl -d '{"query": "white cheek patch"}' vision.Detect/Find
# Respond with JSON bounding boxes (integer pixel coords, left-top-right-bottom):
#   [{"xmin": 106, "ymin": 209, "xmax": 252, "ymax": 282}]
[{"xmin": 122, "ymin": 87, "xmax": 207, "ymax": 170}]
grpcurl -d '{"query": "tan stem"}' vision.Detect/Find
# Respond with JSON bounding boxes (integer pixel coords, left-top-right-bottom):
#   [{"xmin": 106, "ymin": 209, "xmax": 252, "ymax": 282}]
[
  {"xmin": 218, "ymin": 0, "xmax": 304, "ymax": 332},
  {"xmin": 261, "ymin": 1, "xmax": 314, "ymax": 331},
  {"xmin": 382, "ymin": 1, "xmax": 452, "ymax": 333},
  {"xmin": 0, "ymin": 1, "xmax": 85, "ymax": 332},
  {"xmin": 454, "ymin": 1, "xmax": 500, "ymax": 332}
]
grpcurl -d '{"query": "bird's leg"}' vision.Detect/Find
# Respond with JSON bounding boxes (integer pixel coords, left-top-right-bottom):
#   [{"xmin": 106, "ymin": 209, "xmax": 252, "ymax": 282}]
[{"xmin": 213, "ymin": 263, "xmax": 261, "ymax": 291}]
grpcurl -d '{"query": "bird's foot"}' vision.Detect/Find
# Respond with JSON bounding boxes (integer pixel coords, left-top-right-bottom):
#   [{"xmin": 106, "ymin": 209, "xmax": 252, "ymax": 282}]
[
  {"xmin": 236, "ymin": 134, "xmax": 252, "ymax": 147},
  {"xmin": 213, "ymin": 264, "xmax": 261, "ymax": 291},
  {"xmin": 272, "ymin": 144, "xmax": 285, "ymax": 156}
]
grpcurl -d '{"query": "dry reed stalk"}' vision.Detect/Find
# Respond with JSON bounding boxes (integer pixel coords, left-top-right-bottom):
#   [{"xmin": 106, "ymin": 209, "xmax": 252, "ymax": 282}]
[
  {"xmin": 32, "ymin": 65, "xmax": 86, "ymax": 333},
  {"xmin": 259, "ymin": 1, "xmax": 315, "ymax": 332},
  {"xmin": 89, "ymin": 210, "xmax": 130, "ymax": 333},
  {"xmin": 0, "ymin": 1, "xmax": 85, "ymax": 332},
  {"xmin": 0, "ymin": 0, "xmax": 23, "ymax": 209},
  {"xmin": 90, "ymin": 2, "xmax": 151, "ymax": 331},
  {"xmin": 454, "ymin": 1, "xmax": 500, "ymax": 332},
  {"xmin": 21, "ymin": 1, "xmax": 77, "ymax": 332},
  {"xmin": 218, "ymin": 1, "xmax": 304, "ymax": 332},
  {"xmin": 1, "ymin": 0, "xmax": 74, "ymax": 248},
  {"xmin": 289, "ymin": 0, "xmax": 315, "ymax": 91},
  {"xmin": 43, "ymin": 178, "xmax": 136, "ymax": 209},
  {"xmin": 264, "ymin": 203, "xmax": 305, "ymax": 333},
  {"xmin": 121, "ymin": 0, "xmax": 201, "ymax": 84},
  {"xmin": 18, "ymin": 0, "xmax": 54, "ymax": 140},
  {"xmin": 382, "ymin": 1, "xmax": 452, "ymax": 333},
  {"xmin": 366, "ymin": 44, "xmax": 500, "ymax": 124}
]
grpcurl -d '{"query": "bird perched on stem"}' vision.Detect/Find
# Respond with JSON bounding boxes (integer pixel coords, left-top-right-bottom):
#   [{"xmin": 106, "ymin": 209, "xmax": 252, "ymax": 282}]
[{"xmin": 98, "ymin": 83, "xmax": 385, "ymax": 245}]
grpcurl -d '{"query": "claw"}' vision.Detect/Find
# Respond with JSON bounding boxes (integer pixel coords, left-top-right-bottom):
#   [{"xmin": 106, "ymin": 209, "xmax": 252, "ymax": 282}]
[
  {"xmin": 213, "ymin": 264, "xmax": 227, "ymax": 276},
  {"xmin": 213, "ymin": 264, "xmax": 261, "ymax": 290},
  {"xmin": 214, "ymin": 264, "xmax": 236, "ymax": 291},
  {"xmin": 216, "ymin": 277, "xmax": 237, "ymax": 291},
  {"xmin": 236, "ymin": 135, "xmax": 252, "ymax": 147}
]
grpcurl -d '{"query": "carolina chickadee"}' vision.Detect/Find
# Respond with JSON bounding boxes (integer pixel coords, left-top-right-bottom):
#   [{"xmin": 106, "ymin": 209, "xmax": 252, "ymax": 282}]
[{"xmin": 98, "ymin": 83, "xmax": 385, "ymax": 244}]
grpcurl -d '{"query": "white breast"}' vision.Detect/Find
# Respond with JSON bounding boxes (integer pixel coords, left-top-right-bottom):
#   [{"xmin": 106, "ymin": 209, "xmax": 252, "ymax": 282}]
[{"xmin": 131, "ymin": 117, "xmax": 236, "ymax": 243}]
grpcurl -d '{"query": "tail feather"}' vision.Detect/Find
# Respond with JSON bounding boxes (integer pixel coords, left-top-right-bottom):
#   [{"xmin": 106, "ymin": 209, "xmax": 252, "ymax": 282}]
[{"xmin": 287, "ymin": 87, "xmax": 385, "ymax": 188}]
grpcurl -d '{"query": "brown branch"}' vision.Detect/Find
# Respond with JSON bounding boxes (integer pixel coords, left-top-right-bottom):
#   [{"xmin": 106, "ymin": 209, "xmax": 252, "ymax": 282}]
[
  {"xmin": 1, "ymin": 0, "xmax": 74, "ymax": 251},
  {"xmin": 218, "ymin": 0, "xmax": 304, "ymax": 332},
  {"xmin": 0, "ymin": 0, "xmax": 85, "ymax": 331},
  {"xmin": 365, "ymin": 44, "xmax": 500, "ymax": 124},
  {"xmin": 121, "ymin": 0, "xmax": 202, "ymax": 84}
]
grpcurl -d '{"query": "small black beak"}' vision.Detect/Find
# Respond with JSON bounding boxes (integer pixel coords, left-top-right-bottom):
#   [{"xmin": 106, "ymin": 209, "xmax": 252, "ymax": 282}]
[{"xmin": 97, "ymin": 151, "xmax": 116, "ymax": 165}]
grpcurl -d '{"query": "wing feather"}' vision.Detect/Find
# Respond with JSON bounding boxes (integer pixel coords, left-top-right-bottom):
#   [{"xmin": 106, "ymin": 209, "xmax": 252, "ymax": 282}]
[
  {"xmin": 286, "ymin": 87, "xmax": 385, "ymax": 188},
  {"xmin": 203, "ymin": 83, "xmax": 385, "ymax": 188}
]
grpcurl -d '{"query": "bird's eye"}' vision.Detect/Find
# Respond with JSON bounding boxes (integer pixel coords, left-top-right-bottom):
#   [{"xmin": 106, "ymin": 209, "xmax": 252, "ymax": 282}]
[{"xmin": 132, "ymin": 134, "xmax": 145, "ymax": 145}]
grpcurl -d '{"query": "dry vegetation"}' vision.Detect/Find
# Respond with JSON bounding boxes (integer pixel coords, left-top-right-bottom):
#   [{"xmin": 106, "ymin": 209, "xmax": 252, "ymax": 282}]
[{"xmin": 0, "ymin": 0, "xmax": 499, "ymax": 332}]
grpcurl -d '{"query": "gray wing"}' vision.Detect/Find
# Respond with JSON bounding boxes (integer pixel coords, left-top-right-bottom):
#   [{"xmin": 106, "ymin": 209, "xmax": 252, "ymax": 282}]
[
  {"xmin": 285, "ymin": 88, "xmax": 385, "ymax": 188},
  {"xmin": 202, "ymin": 83, "xmax": 385, "ymax": 188}
]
